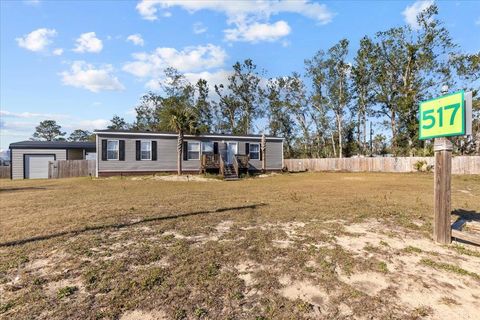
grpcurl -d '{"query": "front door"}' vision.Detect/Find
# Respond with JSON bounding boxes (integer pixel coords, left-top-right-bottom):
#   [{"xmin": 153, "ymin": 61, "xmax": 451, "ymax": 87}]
[{"xmin": 227, "ymin": 142, "xmax": 237, "ymax": 164}]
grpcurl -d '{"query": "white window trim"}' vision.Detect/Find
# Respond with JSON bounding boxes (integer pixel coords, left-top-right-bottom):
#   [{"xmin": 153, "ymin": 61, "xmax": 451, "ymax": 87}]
[
  {"xmin": 249, "ymin": 143, "xmax": 260, "ymax": 160},
  {"xmin": 187, "ymin": 141, "xmax": 201, "ymax": 160},
  {"xmin": 140, "ymin": 140, "xmax": 152, "ymax": 161},
  {"xmin": 107, "ymin": 139, "xmax": 119, "ymax": 161}
]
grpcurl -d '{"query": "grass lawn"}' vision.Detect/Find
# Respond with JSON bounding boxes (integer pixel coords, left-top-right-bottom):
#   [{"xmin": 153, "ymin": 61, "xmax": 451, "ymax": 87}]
[{"xmin": 0, "ymin": 172, "xmax": 479, "ymax": 319}]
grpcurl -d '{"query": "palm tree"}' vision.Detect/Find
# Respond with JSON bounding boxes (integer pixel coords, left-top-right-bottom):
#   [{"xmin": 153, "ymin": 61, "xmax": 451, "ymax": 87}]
[{"xmin": 163, "ymin": 104, "xmax": 198, "ymax": 175}]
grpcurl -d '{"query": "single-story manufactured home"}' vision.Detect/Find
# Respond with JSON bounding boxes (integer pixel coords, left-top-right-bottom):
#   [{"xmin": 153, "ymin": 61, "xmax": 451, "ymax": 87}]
[
  {"xmin": 95, "ymin": 130, "xmax": 284, "ymax": 178},
  {"xmin": 9, "ymin": 141, "xmax": 96, "ymax": 179}
]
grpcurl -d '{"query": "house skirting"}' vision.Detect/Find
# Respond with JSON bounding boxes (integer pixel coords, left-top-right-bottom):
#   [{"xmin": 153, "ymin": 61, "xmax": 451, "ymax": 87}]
[
  {"xmin": 98, "ymin": 169, "xmax": 283, "ymax": 177},
  {"xmin": 98, "ymin": 170, "xmax": 200, "ymax": 177}
]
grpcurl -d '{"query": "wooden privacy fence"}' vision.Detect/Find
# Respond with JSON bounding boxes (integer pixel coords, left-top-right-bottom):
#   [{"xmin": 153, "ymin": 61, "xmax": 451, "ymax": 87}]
[
  {"xmin": 48, "ymin": 160, "xmax": 96, "ymax": 179},
  {"xmin": 0, "ymin": 166, "xmax": 10, "ymax": 179},
  {"xmin": 284, "ymin": 156, "xmax": 480, "ymax": 175}
]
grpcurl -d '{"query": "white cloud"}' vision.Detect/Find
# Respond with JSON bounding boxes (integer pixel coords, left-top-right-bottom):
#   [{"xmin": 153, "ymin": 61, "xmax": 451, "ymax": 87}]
[
  {"xmin": 0, "ymin": 110, "xmax": 70, "ymax": 120},
  {"xmin": 60, "ymin": 61, "xmax": 125, "ymax": 93},
  {"xmin": 123, "ymin": 44, "xmax": 227, "ymax": 78},
  {"xmin": 136, "ymin": 0, "xmax": 332, "ymax": 23},
  {"xmin": 73, "ymin": 32, "xmax": 103, "ymax": 53},
  {"xmin": 24, "ymin": 0, "xmax": 41, "ymax": 6},
  {"xmin": 402, "ymin": 0, "xmax": 434, "ymax": 30},
  {"xmin": 52, "ymin": 48, "xmax": 63, "ymax": 56},
  {"xmin": 16, "ymin": 28, "xmax": 57, "ymax": 52},
  {"xmin": 193, "ymin": 22, "xmax": 208, "ymax": 34},
  {"xmin": 126, "ymin": 33, "xmax": 144, "ymax": 46},
  {"xmin": 75, "ymin": 119, "xmax": 109, "ymax": 130},
  {"xmin": 225, "ymin": 20, "xmax": 291, "ymax": 43},
  {"xmin": 136, "ymin": 0, "xmax": 332, "ymax": 43}
]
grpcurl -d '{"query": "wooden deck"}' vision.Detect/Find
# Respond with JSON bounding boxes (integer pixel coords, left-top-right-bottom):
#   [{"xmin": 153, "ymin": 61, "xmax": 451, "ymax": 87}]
[{"xmin": 201, "ymin": 154, "xmax": 250, "ymax": 179}]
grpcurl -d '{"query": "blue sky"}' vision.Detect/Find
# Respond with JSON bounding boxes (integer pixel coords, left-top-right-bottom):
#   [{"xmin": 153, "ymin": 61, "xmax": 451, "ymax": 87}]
[{"xmin": 1, "ymin": 0, "xmax": 479, "ymax": 149}]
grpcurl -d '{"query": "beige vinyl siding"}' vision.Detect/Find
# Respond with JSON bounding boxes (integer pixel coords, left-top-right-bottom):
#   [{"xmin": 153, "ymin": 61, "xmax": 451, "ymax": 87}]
[
  {"xmin": 97, "ymin": 134, "xmax": 283, "ymax": 173},
  {"xmin": 11, "ymin": 149, "xmax": 67, "ymax": 179}
]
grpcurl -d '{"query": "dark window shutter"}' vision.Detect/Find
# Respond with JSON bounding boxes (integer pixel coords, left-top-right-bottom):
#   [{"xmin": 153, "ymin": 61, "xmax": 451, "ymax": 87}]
[
  {"xmin": 119, "ymin": 140, "xmax": 125, "ymax": 161},
  {"xmin": 136, "ymin": 140, "xmax": 141, "ymax": 161},
  {"xmin": 152, "ymin": 141, "xmax": 157, "ymax": 161},
  {"xmin": 245, "ymin": 143, "xmax": 250, "ymax": 156},
  {"xmin": 101, "ymin": 139, "xmax": 107, "ymax": 161},
  {"xmin": 183, "ymin": 141, "xmax": 188, "ymax": 161},
  {"xmin": 213, "ymin": 142, "xmax": 218, "ymax": 155}
]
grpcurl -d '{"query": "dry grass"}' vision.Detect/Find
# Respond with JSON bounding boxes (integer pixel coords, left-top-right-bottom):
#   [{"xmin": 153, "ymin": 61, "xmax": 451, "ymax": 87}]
[{"xmin": 0, "ymin": 172, "xmax": 479, "ymax": 319}]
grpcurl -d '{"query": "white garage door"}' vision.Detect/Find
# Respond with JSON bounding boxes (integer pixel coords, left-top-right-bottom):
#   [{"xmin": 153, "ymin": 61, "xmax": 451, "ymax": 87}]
[{"xmin": 25, "ymin": 155, "xmax": 55, "ymax": 179}]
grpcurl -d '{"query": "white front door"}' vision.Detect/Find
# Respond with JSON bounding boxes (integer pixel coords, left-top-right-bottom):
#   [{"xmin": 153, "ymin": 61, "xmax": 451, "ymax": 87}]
[{"xmin": 227, "ymin": 142, "xmax": 237, "ymax": 164}]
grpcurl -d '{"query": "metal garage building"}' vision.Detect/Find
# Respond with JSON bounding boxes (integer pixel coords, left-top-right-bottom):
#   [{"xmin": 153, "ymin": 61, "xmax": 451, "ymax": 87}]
[{"xmin": 9, "ymin": 141, "xmax": 96, "ymax": 179}]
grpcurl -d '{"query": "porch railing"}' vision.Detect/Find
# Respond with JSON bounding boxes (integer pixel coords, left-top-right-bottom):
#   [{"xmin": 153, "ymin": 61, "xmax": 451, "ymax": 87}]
[
  {"xmin": 233, "ymin": 155, "xmax": 239, "ymax": 177},
  {"xmin": 219, "ymin": 154, "xmax": 226, "ymax": 177},
  {"xmin": 201, "ymin": 153, "xmax": 220, "ymax": 171},
  {"xmin": 235, "ymin": 155, "xmax": 249, "ymax": 168}
]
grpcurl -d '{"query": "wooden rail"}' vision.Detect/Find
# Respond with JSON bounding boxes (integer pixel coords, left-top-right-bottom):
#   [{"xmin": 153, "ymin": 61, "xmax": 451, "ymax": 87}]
[
  {"xmin": 219, "ymin": 154, "xmax": 225, "ymax": 177},
  {"xmin": 201, "ymin": 154, "xmax": 220, "ymax": 172},
  {"xmin": 233, "ymin": 154, "xmax": 239, "ymax": 177},
  {"xmin": 284, "ymin": 156, "xmax": 480, "ymax": 174},
  {"xmin": 235, "ymin": 155, "xmax": 249, "ymax": 168}
]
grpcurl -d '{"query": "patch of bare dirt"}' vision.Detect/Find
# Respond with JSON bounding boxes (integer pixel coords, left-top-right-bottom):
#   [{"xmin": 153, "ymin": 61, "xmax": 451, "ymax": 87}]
[
  {"xmin": 120, "ymin": 310, "xmax": 167, "ymax": 320},
  {"xmin": 338, "ymin": 271, "xmax": 390, "ymax": 296},
  {"xmin": 334, "ymin": 219, "xmax": 480, "ymax": 320},
  {"xmin": 279, "ymin": 275, "xmax": 340, "ymax": 316}
]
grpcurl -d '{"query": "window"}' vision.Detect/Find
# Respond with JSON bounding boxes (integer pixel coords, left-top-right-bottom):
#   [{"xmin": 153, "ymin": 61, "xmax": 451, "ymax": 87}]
[
  {"xmin": 202, "ymin": 141, "xmax": 213, "ymax": 153},
  {"xmin": 141, "ymin": 141, "xmax": 151, "ymax": 160},
  {"xmin": 249, "ymin": 143, "xmax": 260, "ymax": 160},
  {"xmin": 188, "ymin": 142, "xmax": 200, "ymax": 160},
  {"xmin": 107, "ymin": 140, "xmax": 119, "ymax": 160}
]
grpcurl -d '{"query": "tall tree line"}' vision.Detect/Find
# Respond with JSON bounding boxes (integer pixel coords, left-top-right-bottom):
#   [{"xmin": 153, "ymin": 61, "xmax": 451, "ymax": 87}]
[{"xmin": 102, "ymin": 3, "xmax": 478, "ymax": 157}]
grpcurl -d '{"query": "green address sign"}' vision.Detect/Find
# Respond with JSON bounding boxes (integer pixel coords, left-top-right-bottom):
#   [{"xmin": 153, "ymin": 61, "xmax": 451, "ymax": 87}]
[{"xmin": 419, "ymin": 91, "xmax": 465, "ymax": 140}]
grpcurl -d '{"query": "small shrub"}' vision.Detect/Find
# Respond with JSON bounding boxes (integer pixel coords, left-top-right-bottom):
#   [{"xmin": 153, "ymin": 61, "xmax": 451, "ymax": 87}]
[
  {"xmin": 420, "ymin": 258, "xmax": 480, "ymax": 280},
  {"xmin": 451, "ymin": 244, "xmax": 480, "ymax": 258},
  {"xmin": 379, "ymin": 240, "xmax": 390, "ymax": 247},
  {"xmin": 206, "ymin": 262, "xmax": 220, "ymax": 278},
  {"xmin": 403, "ymin": 246, "xmax": 422, "ymax": 254},
  {"xmin": 140, "ymin": 268, "xmax": 166, "ymax": 290},
  {"xmin": 33, "ymin": 277, "xmax": 46, "ymax": 286},
  {"xmin": 194, "ymin": 307, "xmax": 207, "ymax": 318},
  {"xmin": 0, "ymin": 301, "xmax": 14, "ymax": 314},
  {"xmin": 175, "ymin": 309, "xmax": 187, "ymax": 320},
  {"xmin": 378, "ymin": 261, "xmax": 388, "ymax": 273},
  {"xmin": 413, "ymin": 306, "xmax": 432, "ymax": 317},
  {"xmin": 57, "ymin": 286, "xmax": 78, "ymax": 299},
  {"xmin": 233, "ymin": 292, "xmax": 244, "ymax": 300},
  {"xmin": 414, "ymin": 160, "xmax": 433, "ymax": 172}
]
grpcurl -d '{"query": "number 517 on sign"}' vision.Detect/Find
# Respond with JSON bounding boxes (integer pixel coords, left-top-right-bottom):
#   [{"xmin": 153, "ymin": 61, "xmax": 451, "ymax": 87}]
[{"xmin": 419, "ymin": 91, "xmax": 472, "ymax": 140}]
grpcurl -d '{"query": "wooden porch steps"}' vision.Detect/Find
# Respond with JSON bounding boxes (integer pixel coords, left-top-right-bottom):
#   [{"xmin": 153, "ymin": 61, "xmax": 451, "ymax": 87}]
[{"xmin": 224, "ymin": 164, "xmax": 239, "ymax": 181}]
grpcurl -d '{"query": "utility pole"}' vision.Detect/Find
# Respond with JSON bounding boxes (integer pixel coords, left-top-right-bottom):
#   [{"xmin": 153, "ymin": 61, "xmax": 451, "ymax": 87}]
[{"xmin": 369, "ymin": 122, "xmax": 373, "ymax": 156}]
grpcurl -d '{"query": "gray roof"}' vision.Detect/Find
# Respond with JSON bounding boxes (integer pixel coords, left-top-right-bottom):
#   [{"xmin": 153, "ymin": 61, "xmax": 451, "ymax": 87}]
[
  {"xmin": 9, "ymin": 140, "xmax": 96, "ymax": 149},
  {"xmin": 94, "ymin": 129, "xmax": 283, "ymax": 139}
]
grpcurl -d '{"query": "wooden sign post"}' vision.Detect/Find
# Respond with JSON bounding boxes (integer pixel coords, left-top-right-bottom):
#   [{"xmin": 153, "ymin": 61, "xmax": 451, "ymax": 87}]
[
  {"xmin": 433, "ymin": 137, "xmax": 452, "ymax": 244},
  {"xmin": 419, "ymin": 90, "xmax": 472, "ymax": 245}
]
